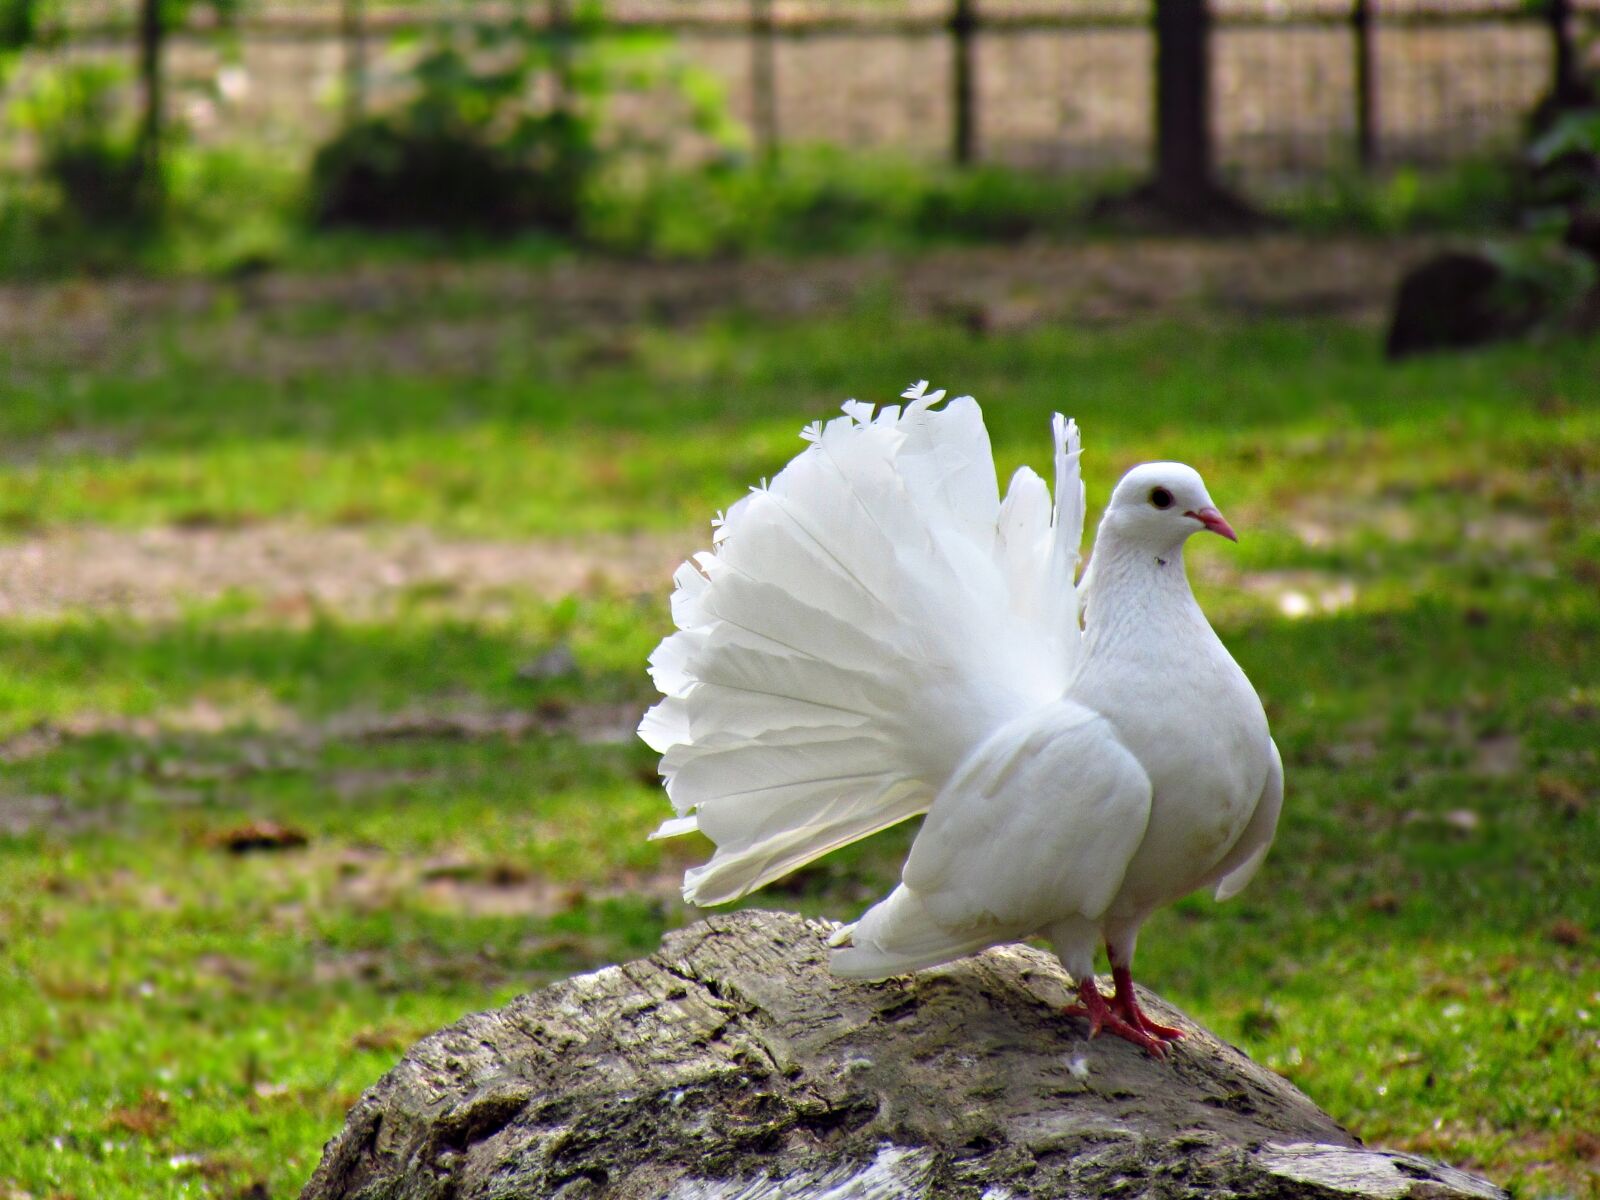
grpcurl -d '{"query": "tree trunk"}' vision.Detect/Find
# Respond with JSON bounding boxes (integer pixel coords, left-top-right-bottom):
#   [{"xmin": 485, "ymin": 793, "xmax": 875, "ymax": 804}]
[
  {"xmin": 1547, "ymin": 0, "xmax": 1589, "ymax": 110},
  {"xmin": 1153, "ymin": 0, "xmax": 1211, "ymax": 205},
  {"xmin": 1093, "ymin": 0, "xmax": 1264, "ymax": 230},
  {"xmin": 301, "ymin": 910, "xmax": 1507, "ymax": 1200}
]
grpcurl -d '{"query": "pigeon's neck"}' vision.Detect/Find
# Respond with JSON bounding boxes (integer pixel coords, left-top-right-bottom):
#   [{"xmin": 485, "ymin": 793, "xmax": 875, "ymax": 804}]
[{"xmin": 1078, "ymin": 528, "xmax": 1207, "ymax": 655}]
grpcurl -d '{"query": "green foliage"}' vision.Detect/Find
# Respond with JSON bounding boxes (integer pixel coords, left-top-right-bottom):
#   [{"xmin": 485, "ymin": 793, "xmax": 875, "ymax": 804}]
[
  {"xmin": 13, "ymin": 62, "xmax": 145, "ymax": 226},
  {"xmin": 1484, "ymin": 236, "xmax": 1598, "ymax": 316},
  {"xmin": 0, "ymin": 127, "xmax": 1545, "ymax": 280},
  {"xmin": 588, "ymin": 148, "xmax": 1111, "ymax": 257},
  {"xmin": 309, "ymin": 2, "xmax": 732, "ymax": 235},
  {"xmin": 0, "ymin": 142, "xmax": 305, "ymax": 278},
  {"xmin": 1527, "ymin": 107, "xmax": 1600, "ymax": 216},
  {"xmin": 1528, "ymin": 109, "xmax": 1600, "ymax": 171},
  {"xmin": 310, "ymin": 115, "xmax": 587, "ymax": 233},
  {"xmin": 0, "ymin": 0, "xmax": 43, "ymax": 52},
  {"xmin": 0, "ymin": 0, "xmax": 251, "ymax": 239},
  {"xmin": 0, "ymin": 0, "xmax": 50, "ymax": 91},
  {"xmin": 1511, "ymin": 104, "xmax": 1600, "ymax": 322},
  {"xmin": 1281, "ymin": 160, "xmax": 1522, "ymax": 235},
  {"xmin": 310, "ymin": 14, "xmax": 596, "ymax": 233}
]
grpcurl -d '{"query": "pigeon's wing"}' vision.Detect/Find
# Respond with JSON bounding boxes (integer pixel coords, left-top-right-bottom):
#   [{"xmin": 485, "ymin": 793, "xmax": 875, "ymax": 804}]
[
  {"xmin": 1211, "ymin": 738, "xmax": 1283, "ymax": 902},
  {"xmin": 831, "ymin": 702, "xmax": 1152, "ymax": 979},
  {"xmin": 642, "ymin": 386, "xmax": 1087, "ymax": 905}
]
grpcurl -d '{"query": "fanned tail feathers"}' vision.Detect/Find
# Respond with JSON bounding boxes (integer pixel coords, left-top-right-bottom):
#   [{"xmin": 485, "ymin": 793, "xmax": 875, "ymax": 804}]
[{"xmin": 642, "ymin": 382, "xmax": 1085, "ymax": 905}]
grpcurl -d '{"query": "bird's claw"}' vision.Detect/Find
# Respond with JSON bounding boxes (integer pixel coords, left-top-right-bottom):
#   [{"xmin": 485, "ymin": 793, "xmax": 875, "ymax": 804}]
[
  {"xmin": 1111, "ymin": 965, "xmax": 1186, "ymax": 1041},
  {"xmin": 1064, "ymin": 981, "xmax": 1177, "ymax": 1059},
  {"xmin": 1116, "ymin": 1000, "xmax": 1186, "ymax": 1042}
]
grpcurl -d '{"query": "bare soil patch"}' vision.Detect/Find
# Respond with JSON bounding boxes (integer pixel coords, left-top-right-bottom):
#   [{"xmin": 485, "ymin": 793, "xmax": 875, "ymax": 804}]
[
  {"xmin": 0, "ymin": 701, "xmax": 650, "ymax": 772},
  {"xmin": 0, "ymin": 237, "xmax": 1427, "ymax": 375},
  {"xmin": 343, "ymin": 854, "xmax": 685, "ymax": 920},
  {"xmin": 0, "ymin": 523, "xmax": 692, "ymax": 620}
]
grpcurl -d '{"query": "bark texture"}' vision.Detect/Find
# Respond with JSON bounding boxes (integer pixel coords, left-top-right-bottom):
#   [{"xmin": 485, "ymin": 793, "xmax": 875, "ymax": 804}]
[{"xmin": 302, "ymin": 910, "xmax": 1506, "ymax": 1200}]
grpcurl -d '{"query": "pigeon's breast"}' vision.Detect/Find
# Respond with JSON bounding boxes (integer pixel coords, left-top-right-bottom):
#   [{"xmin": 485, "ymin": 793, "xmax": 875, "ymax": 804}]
[{"xmin": 1075, "ymin": 633, "xmax": 1272, "ymax": 921}]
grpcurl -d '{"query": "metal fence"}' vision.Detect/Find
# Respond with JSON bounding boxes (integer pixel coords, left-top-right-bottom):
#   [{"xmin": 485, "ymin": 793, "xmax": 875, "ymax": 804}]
[{"xmin": 9, "ymin": 1, "xmax": 1600, "ymax": 185}]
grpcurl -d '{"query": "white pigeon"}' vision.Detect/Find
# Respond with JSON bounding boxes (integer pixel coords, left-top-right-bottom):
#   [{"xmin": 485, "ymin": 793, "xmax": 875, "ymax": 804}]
[{"xmin": 640, "ymin": 382, "xmax": 1282, "ymax": 1056}]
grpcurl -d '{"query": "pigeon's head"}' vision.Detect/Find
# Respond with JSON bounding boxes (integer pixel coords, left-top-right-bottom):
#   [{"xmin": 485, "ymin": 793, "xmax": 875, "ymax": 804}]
[{"xmin": 1104, "ymin": 462, "xmax": 1237, "ymax": 551}]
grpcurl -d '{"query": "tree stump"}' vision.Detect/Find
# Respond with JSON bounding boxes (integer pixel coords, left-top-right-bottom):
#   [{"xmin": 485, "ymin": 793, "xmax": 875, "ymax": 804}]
[
  {"xmin": 1384, "ymin": 252, "xmax": 1546, "ymax": 359},
  {"xmin": 301, "ymin": 910, "xmax": 1505, "ymax": 1200}
]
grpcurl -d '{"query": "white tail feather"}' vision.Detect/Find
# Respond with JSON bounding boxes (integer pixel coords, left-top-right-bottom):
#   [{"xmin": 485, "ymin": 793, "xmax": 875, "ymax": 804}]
[
  {"xmin": 642, "ymin": 385, "xmax": 1086, "ymax": 905},
  {"xmin": 829, "ymin": 884, "xmax": 1013, "ymax": 980}
]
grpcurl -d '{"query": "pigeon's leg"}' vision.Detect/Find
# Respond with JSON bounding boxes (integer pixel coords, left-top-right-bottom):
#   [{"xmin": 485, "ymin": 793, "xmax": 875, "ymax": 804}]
[
  {"xmin": 1063, "ymin": 978, "xmax": 1171, "ymax": 1059},
  {"xmin": 1109, "ymin": 965, "xmax": 1185, "ymax": 1041},
  {"xmin": 1050, "ymin": 925, "xmax": 1167, "ymax": 1057},
  {"xmin": 1105, "ymin": 935, "xmax": 1185, "ymax": 1042}
]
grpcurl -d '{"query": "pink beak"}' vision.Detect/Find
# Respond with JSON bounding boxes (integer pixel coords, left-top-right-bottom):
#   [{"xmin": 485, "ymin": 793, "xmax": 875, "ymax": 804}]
[{"xmin": 1187, "ymin": 506, "xmax": 1238, "ymax": 543}]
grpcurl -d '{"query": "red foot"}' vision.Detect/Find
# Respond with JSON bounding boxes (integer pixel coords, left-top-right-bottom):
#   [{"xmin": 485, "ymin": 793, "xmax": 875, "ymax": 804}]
[
  {"xmin": 1112, "ymin": 966, "xmax": 1186, "ymax": 1042},
  {"xmin": 1063, "ymin": 978, "xmax": 1173, "ymax": 1059}
]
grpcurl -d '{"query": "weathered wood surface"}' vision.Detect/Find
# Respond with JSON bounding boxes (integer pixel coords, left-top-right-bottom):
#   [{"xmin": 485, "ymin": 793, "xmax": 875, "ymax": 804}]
[{"xmin": 301, "ymin": 910, "xmax": 1505, "ymax": 1200}]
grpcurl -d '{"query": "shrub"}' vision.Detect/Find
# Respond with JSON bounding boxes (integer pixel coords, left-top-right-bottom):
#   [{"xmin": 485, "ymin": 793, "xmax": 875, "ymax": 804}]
[
  {"xmin": 310, "ymin": 113, "xmax": 586, "ymax": 233},
  {"xmin": 15, "ymin": 62, "xmax": 146, "ymax": 226},
  {"xmin": 308, "ymin": 3, "xmax": 712, "ymax": 236}
]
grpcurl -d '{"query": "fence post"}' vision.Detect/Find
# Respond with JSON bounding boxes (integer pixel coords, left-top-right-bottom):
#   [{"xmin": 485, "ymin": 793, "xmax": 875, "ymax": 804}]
[
  {"xmin": 951, "ymin": 0, "xmax": 976, "ymax": 165},
  {"xmin": 135, "ymin": 0, "xmax": 164, "ymax": 205},
  {"xmin": 341, "ymin": 0, "xmax": 367, "ymax": 125},
  {"xmin": 1352, "ymin": 0, "xmax": 1375, "ymax": 170},
  {"xmin": 550, "ymin": 0, "xmax": 573, "ymax": 113},
  {"xmin": 751, "ymin": 0, "xmax": 778, "ymax": 168}
]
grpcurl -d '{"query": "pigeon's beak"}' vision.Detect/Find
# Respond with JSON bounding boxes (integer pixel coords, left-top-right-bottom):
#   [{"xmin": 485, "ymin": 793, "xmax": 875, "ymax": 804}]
[{"xmin": 1187, "ymin": 506, "xmax": 1238, "ymax": 543}]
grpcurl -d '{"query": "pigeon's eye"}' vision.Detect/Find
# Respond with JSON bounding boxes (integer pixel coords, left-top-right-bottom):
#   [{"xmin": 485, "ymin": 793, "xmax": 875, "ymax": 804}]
[{"xmin": 1149, "ymin": 487, "xmax": 1174, "ymax": 510}]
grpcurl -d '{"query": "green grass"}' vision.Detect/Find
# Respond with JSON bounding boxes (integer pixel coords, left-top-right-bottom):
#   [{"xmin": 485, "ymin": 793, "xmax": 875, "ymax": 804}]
[
  {"xmin": 0, "ymin": 272, "xmax": 1596, "ymax": 1199},
  {"xmin": 0, "ymin": 595, "xmax": 659, "ymax": 735},
  {"xmin": 5, "ymin": 310, "xmax": 1598, "ymax": 538}
]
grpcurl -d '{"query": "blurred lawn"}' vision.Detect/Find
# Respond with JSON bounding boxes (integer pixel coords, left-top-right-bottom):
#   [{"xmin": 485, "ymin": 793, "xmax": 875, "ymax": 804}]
[{"xmin": 0, "ymin": 268, "xmax": 1597, "ymax": 1199}]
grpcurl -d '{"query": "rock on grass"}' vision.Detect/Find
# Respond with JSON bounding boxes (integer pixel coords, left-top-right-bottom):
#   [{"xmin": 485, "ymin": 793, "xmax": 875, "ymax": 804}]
[{"xmin": 301, "ymin": 910, "xmax": 1506, "ymax": 1200}]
